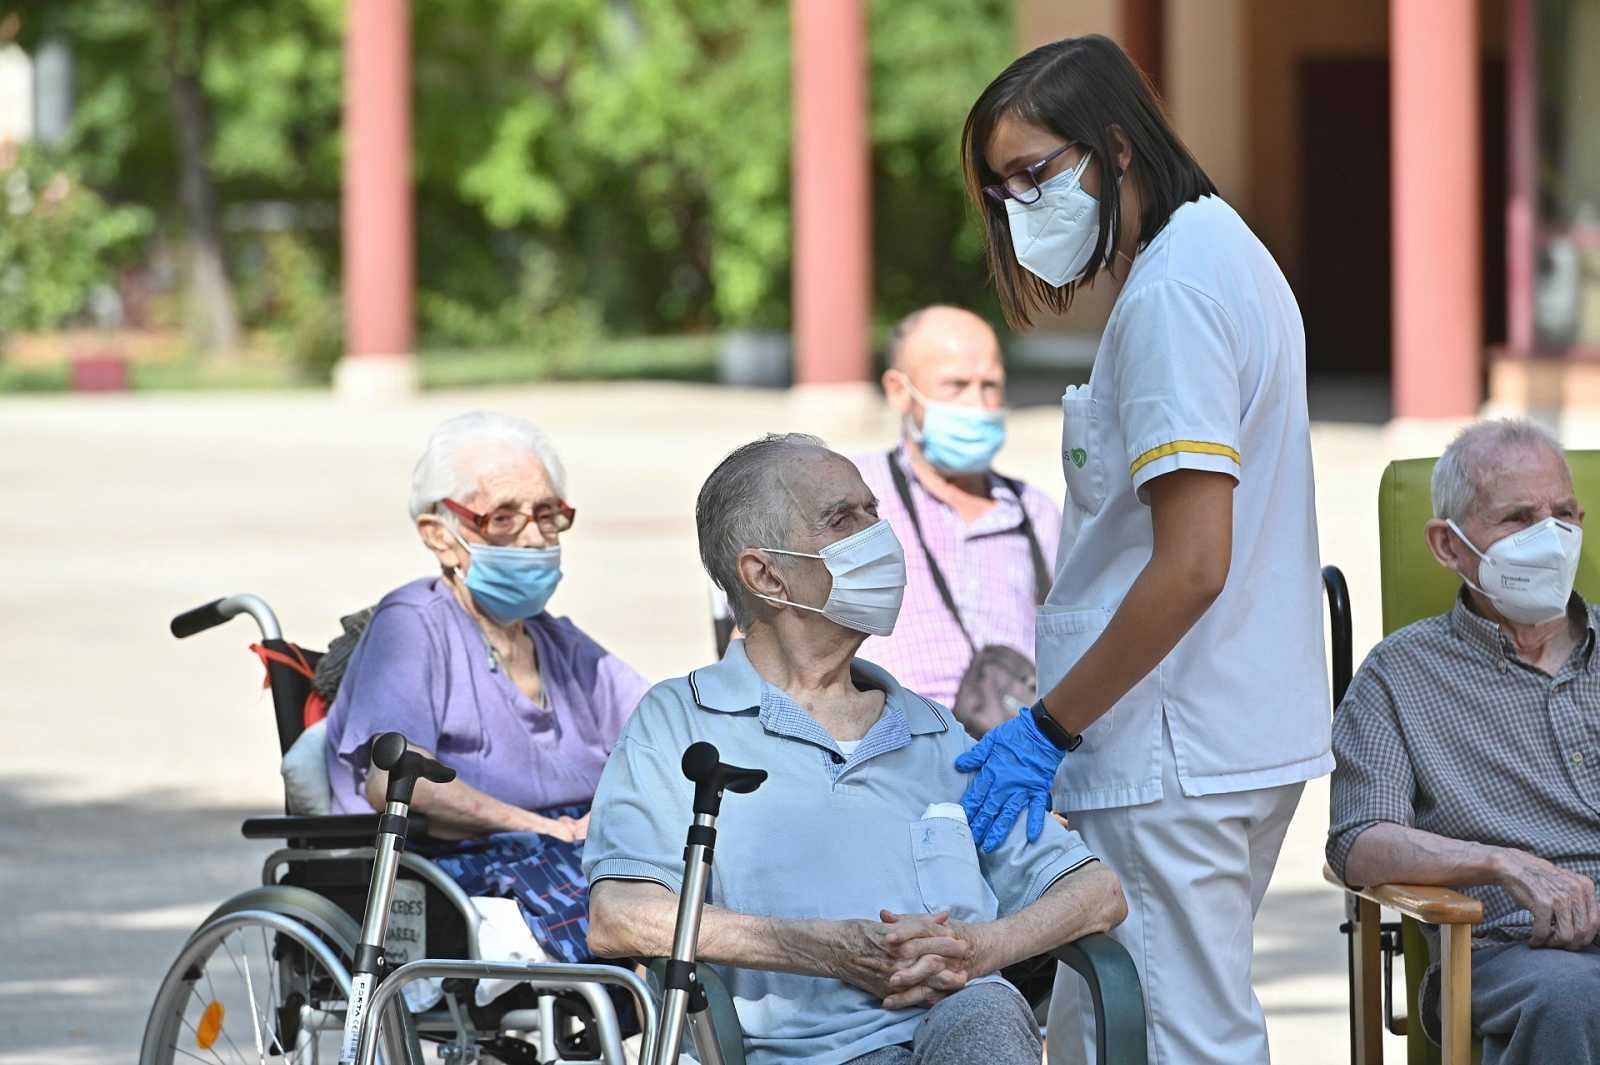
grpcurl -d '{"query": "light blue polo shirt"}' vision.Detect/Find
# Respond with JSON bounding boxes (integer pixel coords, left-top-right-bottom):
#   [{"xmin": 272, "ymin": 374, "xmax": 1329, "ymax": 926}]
[{"xmin": 583, "ymin": 640, "xmax": 1097, "ymax": 1065}]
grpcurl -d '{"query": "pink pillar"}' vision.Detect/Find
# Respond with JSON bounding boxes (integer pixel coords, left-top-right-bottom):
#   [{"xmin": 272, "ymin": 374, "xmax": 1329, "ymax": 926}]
[
  {"xmin": 1506, "ymin": 0, "xmax": 1536, "ymax": 358},
  {"xmin": 1391, "ymin": 0, "xmax": 1481, "ymax": 418},
  {"xmin": 342, "ymin": 0, "xmax": 413, "ymax": 362},
  {"xmin": 791, "ymin": 0, "xmax": 871, "ymax": 385}
]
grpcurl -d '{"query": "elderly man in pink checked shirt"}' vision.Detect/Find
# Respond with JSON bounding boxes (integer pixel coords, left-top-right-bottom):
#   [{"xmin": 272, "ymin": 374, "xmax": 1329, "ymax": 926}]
[{"xmin": 854, "ymin": 305, "xmax": 1062, "ymax": 736}]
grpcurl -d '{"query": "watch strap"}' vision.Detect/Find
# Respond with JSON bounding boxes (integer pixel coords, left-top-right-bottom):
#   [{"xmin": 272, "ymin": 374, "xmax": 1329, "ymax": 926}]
[{"xmin": 1031, "ymin": 700, "xmax": 1083, "ymax": 752}]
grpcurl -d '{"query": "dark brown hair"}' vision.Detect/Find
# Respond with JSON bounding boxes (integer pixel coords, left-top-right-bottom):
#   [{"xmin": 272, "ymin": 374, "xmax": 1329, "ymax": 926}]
[{"xmin": 962, "ymin": 35, "xmax": 1216, "ymax": 328}]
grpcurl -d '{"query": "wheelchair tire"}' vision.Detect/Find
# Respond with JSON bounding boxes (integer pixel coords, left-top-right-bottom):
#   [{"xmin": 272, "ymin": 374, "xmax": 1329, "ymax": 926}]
[{"xmin": 139, "ymin": 885, "xmax": 414, "ymax": 1065}]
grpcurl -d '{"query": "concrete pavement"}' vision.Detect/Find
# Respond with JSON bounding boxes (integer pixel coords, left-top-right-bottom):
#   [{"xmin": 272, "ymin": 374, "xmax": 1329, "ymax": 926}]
[{"xmin": 0, "ymin": 381, "xmax": 1462, "ymax": 1062}]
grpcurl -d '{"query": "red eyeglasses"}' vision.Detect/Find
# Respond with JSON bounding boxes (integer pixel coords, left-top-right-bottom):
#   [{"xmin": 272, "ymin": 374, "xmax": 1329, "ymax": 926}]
[{"xmin": 440, "ymin": 497, "xmax": 576, "ymax": 541}]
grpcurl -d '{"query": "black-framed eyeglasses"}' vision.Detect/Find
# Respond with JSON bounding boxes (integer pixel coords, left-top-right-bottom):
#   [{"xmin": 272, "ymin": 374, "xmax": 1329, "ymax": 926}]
[{"xmin": 983, "ymin": 142, "xmax": 1077, "ymax": 206}]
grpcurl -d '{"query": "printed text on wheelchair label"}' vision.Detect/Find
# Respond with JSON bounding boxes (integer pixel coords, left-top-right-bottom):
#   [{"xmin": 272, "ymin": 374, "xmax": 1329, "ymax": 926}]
[{"xmin": 383, "ymin": 879, "xmax": 427, "ymax": 965}]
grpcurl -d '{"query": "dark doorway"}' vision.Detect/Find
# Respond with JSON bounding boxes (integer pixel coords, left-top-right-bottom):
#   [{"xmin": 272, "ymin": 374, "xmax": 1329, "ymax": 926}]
[{"xmin": 1298, "ymin": 57, "xmax": 1507, "ymax": 380}]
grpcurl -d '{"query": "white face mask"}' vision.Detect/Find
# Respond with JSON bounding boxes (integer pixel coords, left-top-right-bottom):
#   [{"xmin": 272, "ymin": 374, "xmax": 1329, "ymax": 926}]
[
  {"xmin": 1447, "ymin": 517, "xmax": 1583, "ymax": 625},
  {"xmin": 755, "ymin": 519, "xmax": 908, "ymax": 636},
  {"xmin": 1005, "ymin": 152, "xmax": 1107, "ymax": 288}
]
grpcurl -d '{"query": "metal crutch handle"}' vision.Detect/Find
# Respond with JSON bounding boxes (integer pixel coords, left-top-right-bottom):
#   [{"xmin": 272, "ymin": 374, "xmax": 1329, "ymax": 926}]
[
  {"xmin": 337, "ymin": 732, "xmax": 456, "ymax": 1065},
  {"xmin": 652, "ymin": 742, "xmax": 766, "ymax": 1065}
]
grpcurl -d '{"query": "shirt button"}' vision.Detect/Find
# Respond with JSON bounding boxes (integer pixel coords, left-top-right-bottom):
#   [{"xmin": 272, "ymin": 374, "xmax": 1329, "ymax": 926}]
[
  {"xmin": 1497, "ymin": 660, "xmax": 1509, "ymax": 673},
  {"xmin": 1573, "ymin": 752, "xmax": 1586, "ymax": 767}
]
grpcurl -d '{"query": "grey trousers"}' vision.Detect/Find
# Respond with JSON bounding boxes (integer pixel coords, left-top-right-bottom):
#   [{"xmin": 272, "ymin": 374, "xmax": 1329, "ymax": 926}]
[
  {"xmin": 1471, "ymin": 940, "xmax": 1600, "ymax": 1065},
  {"xmin": 844, "ymin": 981, "xmax": 1041, "ymax": 1065}
]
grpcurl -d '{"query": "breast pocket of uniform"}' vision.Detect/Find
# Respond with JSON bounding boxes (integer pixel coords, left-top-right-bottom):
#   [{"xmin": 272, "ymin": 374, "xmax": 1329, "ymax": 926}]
[
  {"xmin": 908, "ymin": 816, "xmax": 997, "ymax": 923},
  {"xmin": 1061, "ymin": 386, "xmax": 1106, "ymax": 514}
]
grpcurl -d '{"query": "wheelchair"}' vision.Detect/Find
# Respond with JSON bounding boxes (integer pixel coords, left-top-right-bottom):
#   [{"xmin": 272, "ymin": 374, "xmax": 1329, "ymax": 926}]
[
  {"xmin": 144, "ymin": 590, "xmax": 1150, "ymax": 1064},
  {"xmin": 1322, "ymin": 452, "xmax": 1600, "ymax": 1065},
  {"xmin": 141, "ymin": 593, "xmax": 682, "ymax": 1065}
]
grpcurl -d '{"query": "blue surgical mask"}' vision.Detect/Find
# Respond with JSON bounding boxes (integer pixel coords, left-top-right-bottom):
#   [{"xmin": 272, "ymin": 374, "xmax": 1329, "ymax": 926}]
[
  {"xmin": 450, "ymin": 528, "xmax": 563, "ymax": 624},
  {"xmin": 904, "ymin": 381, "xmax": 1007, "ymax": 474}
]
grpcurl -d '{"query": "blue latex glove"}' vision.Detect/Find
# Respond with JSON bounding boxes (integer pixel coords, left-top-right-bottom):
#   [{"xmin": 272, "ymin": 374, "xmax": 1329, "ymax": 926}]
[{"xmin": 954, "ymin": 709, "xmax": 1065, "ymax": 853}]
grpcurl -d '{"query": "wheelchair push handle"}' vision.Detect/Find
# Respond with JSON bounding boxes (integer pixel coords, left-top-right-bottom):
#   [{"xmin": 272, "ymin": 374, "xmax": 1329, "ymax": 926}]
[
  {"xmin": 682, "ymin": 741, "xmax": 767, "ymax": 816},
  {"xmin": 371, "ymin": 732, "xmax": 456, "ymax": 806},
  {"xmin": 169, "ymin": 593, "xmax": 283, "ymax": 641}
]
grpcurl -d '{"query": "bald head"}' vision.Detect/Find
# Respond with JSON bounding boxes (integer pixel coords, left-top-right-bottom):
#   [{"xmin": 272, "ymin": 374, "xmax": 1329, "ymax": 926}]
[
  {"xmin": 890, "ymin": 305, "xmax": 1000, "ymax": 371},
  {"xmin": 884, "ymin": 305, "xmax": 1004, "ymax": 422}
]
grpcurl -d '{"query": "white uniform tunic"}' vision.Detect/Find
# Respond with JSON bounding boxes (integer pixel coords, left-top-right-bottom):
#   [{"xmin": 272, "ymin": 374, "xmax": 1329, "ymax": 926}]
[
  {"xmin": 1041, "ymin": 194, "xmax": 1333, "ymax": 812},
  {"xmin": 1043, "ymin": 194, "xmax": 1334, "ymax": 1065}
]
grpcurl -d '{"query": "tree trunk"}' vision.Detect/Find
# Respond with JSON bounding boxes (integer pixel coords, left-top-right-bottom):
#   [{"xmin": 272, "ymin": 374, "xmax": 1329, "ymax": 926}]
[{"xmin": 160, "ymin": 0, "xmax": 240, "ymax": 358}]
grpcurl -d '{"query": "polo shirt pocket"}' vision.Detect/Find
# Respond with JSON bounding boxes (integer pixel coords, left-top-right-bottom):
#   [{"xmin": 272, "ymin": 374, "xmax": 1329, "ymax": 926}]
[
  {"xmin": 1061, "ymin": 386, "xmax": 1106, "ymax": 515},
  {"xmin": 909, "ymin": 816, "xmax": 996, "ymax": 922}
]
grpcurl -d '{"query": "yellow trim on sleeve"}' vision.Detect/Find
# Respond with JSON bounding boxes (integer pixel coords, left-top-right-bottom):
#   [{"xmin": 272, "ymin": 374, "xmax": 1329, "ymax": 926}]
[{"xmin": 1129, "ymin": 439, "xmax": 1241, "ymax": 478}]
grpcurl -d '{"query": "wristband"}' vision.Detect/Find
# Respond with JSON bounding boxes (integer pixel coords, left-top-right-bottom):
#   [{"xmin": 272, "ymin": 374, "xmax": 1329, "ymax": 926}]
[{"xmin": 1030, "ymin": 700, "xmax": 1083, "ymax": 752}]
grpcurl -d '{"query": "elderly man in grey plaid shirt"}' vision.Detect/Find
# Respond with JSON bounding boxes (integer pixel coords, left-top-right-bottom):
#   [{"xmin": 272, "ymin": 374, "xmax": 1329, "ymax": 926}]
[{"xmin": 1327, "ymin": 419, "xmax": 1600, "ymax": 1064}]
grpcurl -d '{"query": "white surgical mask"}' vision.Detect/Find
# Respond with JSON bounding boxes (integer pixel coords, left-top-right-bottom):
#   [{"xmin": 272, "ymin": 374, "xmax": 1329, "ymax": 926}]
[
  {"xmin": 1447, "ymin": 517, "xmax": 1583, "ymax": 625},
  {"xmin": 755, "ymin": 519, "xmax": 907, "ymax": 636},
  {"xmin": 1005, "ymin": 152, "xmax": 1108, "ymax": 288}
]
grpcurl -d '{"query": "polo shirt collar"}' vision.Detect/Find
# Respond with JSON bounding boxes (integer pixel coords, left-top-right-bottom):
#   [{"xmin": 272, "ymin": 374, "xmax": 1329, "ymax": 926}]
[{"xmin": 687, "ymin": 638, "xmax": 948, "ymax": 736}]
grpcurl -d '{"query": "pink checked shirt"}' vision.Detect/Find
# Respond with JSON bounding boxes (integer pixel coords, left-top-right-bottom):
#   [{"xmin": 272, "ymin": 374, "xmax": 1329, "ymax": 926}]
[{"xmin": 852, "ymin": 446, "xmax": 1062, "ymax": 707}]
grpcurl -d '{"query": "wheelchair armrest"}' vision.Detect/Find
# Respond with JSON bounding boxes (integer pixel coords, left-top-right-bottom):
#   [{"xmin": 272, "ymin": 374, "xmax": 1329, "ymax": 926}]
[
  {"xmin": 1322, "ymin": 862, "xmax": 1483, "ymax": 926},
  {"xmin": 643, "ymin": 958, "xmax": 746, "ymax": 1065},
  {"xmin": 1050, "ymin": 933, "xmax": 1149, "ymax": 1065},
  {"xmin": 240, "ymin": 813, "xmax": 431, "ymax": 842}
]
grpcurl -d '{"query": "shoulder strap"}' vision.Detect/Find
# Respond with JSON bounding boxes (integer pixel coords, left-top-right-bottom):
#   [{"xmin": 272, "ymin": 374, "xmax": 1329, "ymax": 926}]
[
  {"xmin": 886, "ymin": 450, "xmax": 977, "ymax": 652},
  {"xmin": 996, "ymin": 475, "xmax": 1052, "ymax": 604}
]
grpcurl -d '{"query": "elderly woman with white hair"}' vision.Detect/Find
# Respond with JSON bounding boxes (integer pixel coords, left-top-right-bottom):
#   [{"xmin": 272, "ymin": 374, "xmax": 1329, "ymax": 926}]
[{"xmin": 322, "ymin": 410, "xmax": 650, "ymax": 965}]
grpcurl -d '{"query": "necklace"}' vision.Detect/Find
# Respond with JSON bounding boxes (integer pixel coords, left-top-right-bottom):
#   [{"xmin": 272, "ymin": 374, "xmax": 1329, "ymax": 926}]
[{"xmin": 447, "ymin": 571, "xmax": 522, "ymax": 673}]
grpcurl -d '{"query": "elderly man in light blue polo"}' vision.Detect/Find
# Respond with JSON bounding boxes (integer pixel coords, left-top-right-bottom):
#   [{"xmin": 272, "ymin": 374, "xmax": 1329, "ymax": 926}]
[{"xmin": 583, "ymin": 433, "xmax": 1126, "ymax": 1065}]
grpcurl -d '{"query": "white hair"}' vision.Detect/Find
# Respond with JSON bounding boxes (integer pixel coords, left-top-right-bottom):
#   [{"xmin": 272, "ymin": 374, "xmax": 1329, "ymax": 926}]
[
  {"xmin": 1430, "ymin": 418, "xmax": 1565, "ymax": 524},
  {"xmin": 408, "ymin": 411, "xmax": 568, "ymax": 524}
]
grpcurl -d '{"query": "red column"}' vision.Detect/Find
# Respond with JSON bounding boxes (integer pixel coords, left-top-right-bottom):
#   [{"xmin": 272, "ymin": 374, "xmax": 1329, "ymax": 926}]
[
  {"xmin": 342, "ymin": 0, "xmax": 413, "ymax": 362},
  {"xmin": 1391, "ymin": 0, "xmax": 1480, "ymax": 418},
  {"xmin": 1122, "ymin": 0, "xmax": 1164, "ymax": 93},
  {"xmin": 791, "ymin": 0, "xmax": 871, "ymax": 385},
  {"xmin": 1506, "ymin": 0, "xmax": 1536, "ymax": 358}
]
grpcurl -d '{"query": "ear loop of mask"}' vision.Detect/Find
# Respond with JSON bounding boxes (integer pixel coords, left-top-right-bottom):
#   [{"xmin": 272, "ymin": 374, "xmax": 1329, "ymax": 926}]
[
  {"xmin": 750, "ymin": 547, "xmax": 826, "ymax": 615},
  {"xmin": 1445, "ymin": 519, "xmax": 1524, "ymax": 608}
]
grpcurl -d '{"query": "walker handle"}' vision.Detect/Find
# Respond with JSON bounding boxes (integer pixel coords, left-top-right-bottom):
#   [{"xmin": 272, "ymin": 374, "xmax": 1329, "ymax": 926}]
[
  {"xmin": 681, "ymin": 741, "xmax": 767, "ymax": 816},
  {"xmin": 371, "ymin": 732, "xmax": 457, "ymax": 806}
]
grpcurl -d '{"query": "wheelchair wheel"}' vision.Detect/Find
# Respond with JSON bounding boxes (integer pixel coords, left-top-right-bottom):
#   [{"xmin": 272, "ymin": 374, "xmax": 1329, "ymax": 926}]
[{"xmin": 139, "ymin": 885, "xmax": 411, "ymax": 1065}]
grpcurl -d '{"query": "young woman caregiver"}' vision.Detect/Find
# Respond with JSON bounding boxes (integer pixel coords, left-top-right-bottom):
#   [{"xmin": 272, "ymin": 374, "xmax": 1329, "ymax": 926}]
[{"xmin": 952, "ymin": 35, "xmax": 1332, "ymax": 1064}]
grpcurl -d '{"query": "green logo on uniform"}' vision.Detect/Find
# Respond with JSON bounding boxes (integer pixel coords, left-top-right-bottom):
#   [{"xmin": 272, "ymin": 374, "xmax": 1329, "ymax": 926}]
[{"xmin": 1070, "ymin": 448, "xmax": 1088, "ymax": 469}]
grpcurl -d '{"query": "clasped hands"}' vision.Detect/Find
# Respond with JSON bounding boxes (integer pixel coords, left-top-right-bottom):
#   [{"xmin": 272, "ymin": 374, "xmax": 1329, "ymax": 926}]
[{"xmin": 836, "ymin": 909, "xmax": 980, "ymax": 1010}]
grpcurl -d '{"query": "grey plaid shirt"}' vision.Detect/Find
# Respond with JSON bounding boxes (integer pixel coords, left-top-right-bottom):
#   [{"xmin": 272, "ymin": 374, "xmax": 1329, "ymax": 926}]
[{"xmin": 1327, "ymin": 590, "xmax": 1600, "ymax": 939}]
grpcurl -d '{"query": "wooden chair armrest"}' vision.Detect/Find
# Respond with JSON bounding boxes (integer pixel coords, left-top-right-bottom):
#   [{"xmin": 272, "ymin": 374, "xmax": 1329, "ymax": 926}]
[{"xmin": 1323, "ymin": 862, "xmax": 1484, "ymax": 925}]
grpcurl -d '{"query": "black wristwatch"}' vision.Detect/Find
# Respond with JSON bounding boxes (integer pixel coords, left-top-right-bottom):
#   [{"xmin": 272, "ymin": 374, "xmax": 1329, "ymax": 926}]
[{"xmin": 1030, "ymin": 699, "xmax": 1083, "ymax": 752}]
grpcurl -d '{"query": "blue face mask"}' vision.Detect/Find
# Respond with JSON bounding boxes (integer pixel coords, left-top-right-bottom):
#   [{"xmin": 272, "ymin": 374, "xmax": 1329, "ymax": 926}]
[
  {"xmin": 906, "ymin": 384, "xmax": 1007, "ymax": 474},
  {"xmin": 450, "ymin": 529, "xmax": 563, "ymax": 624}
]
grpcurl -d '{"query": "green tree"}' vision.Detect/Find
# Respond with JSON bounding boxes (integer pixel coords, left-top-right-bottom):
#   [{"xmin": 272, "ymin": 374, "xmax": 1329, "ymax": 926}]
[
  {"xmin": 14, "ymin": 0, "xmax": 1014, "ymax": 357},
  {"xmin": 0, "ymin": 144, "xmax": 152, "ymax": 337}
]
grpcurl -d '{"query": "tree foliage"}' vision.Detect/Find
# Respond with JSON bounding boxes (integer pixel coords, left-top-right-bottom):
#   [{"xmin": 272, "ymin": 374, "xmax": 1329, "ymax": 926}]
[{"xmin": 11, "ymin": 0, "xmax": 1013, "ymax": 344}]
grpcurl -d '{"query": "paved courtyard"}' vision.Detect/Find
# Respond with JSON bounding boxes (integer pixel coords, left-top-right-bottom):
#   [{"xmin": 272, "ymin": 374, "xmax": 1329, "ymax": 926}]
[{"xmin": 0, "ymin": 380, "xmax": 1486, "ymax": 1062}]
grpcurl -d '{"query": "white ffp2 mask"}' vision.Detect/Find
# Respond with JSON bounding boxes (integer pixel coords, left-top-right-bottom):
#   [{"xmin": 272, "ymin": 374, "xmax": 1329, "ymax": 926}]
[
  {"xmin": 1005, "ymin": 152, "xmax": 1105, "ymax": 288},
  {"xmin": 755, "ymin": 519, "xmax": 908, "ymax": 636},
  {"xmin": 1447, "ymin": 517, "xmax": 1583, "ymax": 625}
]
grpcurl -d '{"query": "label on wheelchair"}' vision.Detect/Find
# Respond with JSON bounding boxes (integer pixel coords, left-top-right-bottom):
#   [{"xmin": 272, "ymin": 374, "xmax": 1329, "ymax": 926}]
[{"xmin": 383, "ymin": 879, "xmax": 427, "ymax": 966}]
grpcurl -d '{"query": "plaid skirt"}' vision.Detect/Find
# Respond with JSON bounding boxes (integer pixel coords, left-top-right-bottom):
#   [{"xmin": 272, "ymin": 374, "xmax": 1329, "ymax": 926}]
[{"xmin": 418, "ymin": 803, "xmax": 596, "ymax": 965}]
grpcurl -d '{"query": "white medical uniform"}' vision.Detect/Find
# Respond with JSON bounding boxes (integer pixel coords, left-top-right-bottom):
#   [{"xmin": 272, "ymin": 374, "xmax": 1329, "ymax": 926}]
[{"xmin": 1040, "ymin": 195, "xmax": 1333, "ymax": 1065}]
